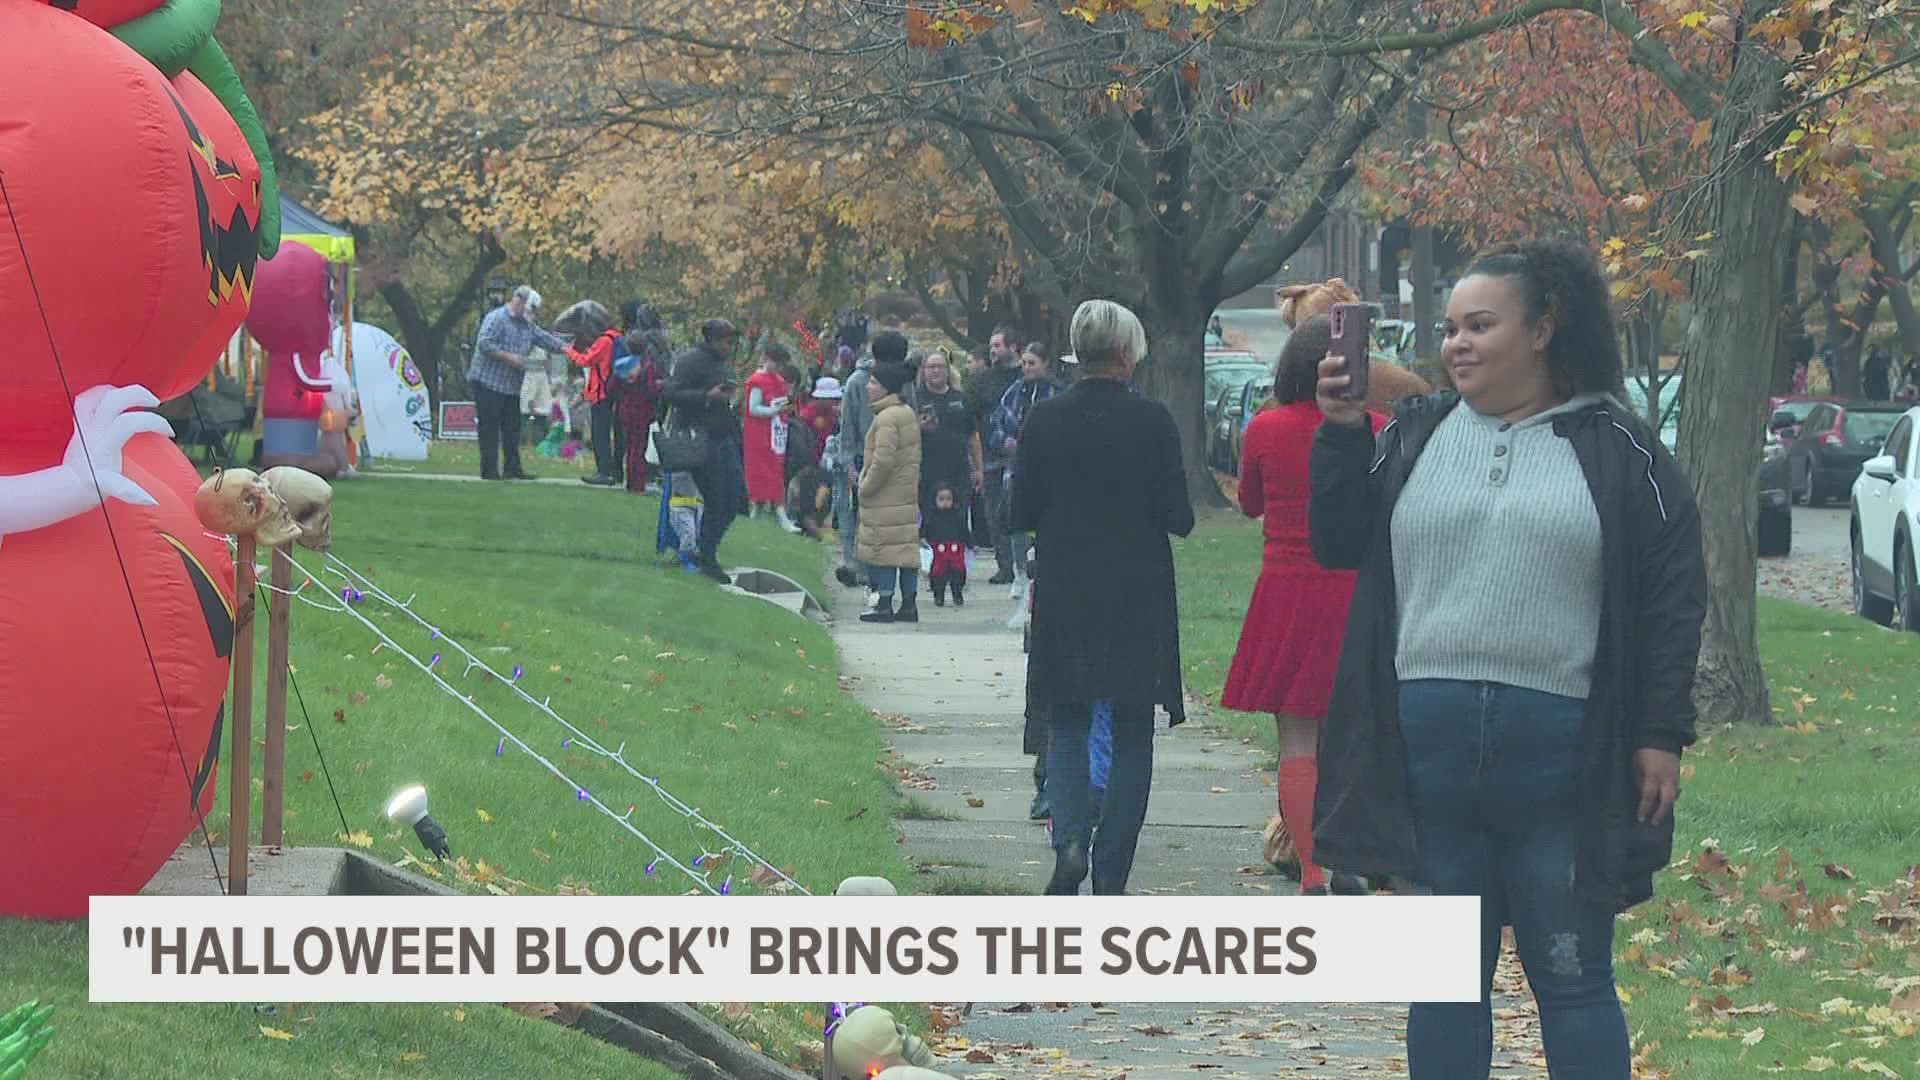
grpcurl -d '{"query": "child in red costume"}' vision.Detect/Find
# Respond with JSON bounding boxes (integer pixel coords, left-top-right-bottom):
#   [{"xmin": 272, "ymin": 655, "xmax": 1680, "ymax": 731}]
[{"xmin": 923, "ymin": 483, "xmax": 969, "ymax": 607}]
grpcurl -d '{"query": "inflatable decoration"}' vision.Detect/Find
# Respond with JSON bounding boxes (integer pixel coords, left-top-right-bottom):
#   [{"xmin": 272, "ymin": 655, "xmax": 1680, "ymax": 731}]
[
  {"xmin": 338, "ymin": 321, "xmax": 433, "ymax": 461},
  {"xmin": 249, "ymin": 243, "xmax": 343, "ymax": 476},
  {"xmin": 0, "ymin": 0, "xmax": 279, "ymax": 919}
]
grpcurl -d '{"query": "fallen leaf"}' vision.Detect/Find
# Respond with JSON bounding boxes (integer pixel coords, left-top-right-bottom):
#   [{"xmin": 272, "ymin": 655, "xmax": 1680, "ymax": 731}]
[
  {"xmin": 375, "ymin": 674, "xmax": 394, "ymax": 689},
  {"xmin": 400, "ymin": 1051, "xmax": 426, "ymax": 1063},
  {"xmin": 1133, "ymin": 1024, "xmax": 1172, "ymax": 1036},
  {"xmin": 332, "ymin": 708, "xmax": 346, "ymax": 724},
  {"xmin": 298, "ymin": 770, "xmax": 314, "ymax": 784},
  {"xmin": 259, "ymin": 1025, "xmax": 296, "ymax": 1041},
  {"xmin": 965, "ymin": 1049, "xmax": 996, "ymax": 1063},
  {"xmin": 965, "ymin": 797, "xmax": 986, "ymax": 808},
  {"xmin": 1207, "ymin": 786, "xmax": 1231, "ymax": 794},
  {"xmin": 1824, "ymin": 862, "xmax": 1856, "ymax": 880},
  {"xmin": 476, "ymin": 808, "xmax": 495, "ymax": 824},
  {"xmin": 341, "ymin": 830, "xmax": 374, "ymax": 849},
  {"xmin": 348, "ymin": 692, "xmax": 369, "ymax": 706}
]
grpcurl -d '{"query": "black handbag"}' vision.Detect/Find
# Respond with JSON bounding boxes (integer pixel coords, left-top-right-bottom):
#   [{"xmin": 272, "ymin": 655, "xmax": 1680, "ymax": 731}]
[{"xmin": 651, "ymin": 423, "xmax": 709, "ymax": 472}]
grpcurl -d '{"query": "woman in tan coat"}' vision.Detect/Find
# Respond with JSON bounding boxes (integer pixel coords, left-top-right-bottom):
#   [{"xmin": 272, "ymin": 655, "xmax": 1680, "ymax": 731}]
[{"xmin": 858, "ymin": 359, "xmax": 923, "ymax": 623}]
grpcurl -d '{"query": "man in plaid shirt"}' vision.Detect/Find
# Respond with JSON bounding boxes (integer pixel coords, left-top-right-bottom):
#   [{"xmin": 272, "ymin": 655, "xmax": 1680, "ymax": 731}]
[{"xmin": 468, "ymin": 285, "xmax": 568, "ymax": 479}]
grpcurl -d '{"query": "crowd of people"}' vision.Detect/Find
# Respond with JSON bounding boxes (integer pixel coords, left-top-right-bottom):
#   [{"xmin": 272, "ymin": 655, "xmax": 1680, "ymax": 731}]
[
  {"xmin": 470, "ymin": 237, "xmax": 1707, "ymax": 1080},
  {"xmin": 462, "ymin": 287, "xmax": 1082, "ymax": 609}
]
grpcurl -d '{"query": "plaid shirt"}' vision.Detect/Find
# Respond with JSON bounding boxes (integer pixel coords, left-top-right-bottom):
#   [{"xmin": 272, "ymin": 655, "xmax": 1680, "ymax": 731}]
[{"xmin": 467, "ymin": 304, "xmax": 567, "ymax": 395}]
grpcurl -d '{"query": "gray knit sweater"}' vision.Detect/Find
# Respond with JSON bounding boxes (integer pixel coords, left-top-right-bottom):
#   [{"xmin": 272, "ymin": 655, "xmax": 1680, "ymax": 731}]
[{"xmin": 1390, "ymin": 395, "xmax": 1607, "ymax": 699}]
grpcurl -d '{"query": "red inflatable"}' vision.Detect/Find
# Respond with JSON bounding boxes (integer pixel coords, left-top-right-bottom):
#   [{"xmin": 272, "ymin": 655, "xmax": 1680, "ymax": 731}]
[
  {"xmin": 250, "ymin": 243, "xmax": 343, "ymax": 475},
  {"xmin": 0, "ymin": 0, "xmax": 262, "ymax": 918}
]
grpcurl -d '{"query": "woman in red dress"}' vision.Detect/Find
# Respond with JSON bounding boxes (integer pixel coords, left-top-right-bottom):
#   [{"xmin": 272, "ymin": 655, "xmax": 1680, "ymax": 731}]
[
  {"xmin": 1221, "ymin": 314, "xmax": 1381, "ymax": 895},
  {"xmin": 742, "ymin": 342, "xmax": 795, "ymax": 522}
]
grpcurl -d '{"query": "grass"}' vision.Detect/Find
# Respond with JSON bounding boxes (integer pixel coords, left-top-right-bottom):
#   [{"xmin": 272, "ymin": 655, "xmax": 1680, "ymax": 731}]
[
  {"xmin": 1172, "ymin": 510, "xmax": 1920, "ymax": 1079},
  {"xmin": 896, "ymin": 797, "xmax": 961, "ymax": 821},
  {"xmin": 1, "ymin": 474, "xmax": 902, "ymax": 1077}
]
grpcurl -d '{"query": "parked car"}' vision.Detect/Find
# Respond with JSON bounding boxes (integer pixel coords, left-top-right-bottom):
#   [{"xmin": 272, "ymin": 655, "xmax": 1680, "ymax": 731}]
[
  {"xmin": 1767, "ymin": 395, "xmax": 1840, "ymax": 444},
  {"xmin": 1207, "ymin": 385, "xmax": 1240, "ymax": 471},
  {"xmin": 1849, "ymin": 406, "xmax": 1920, "ymax": 628},
  {"xmin": 1624, "ymin": 373, "xmax": 1683, "ymax": 450},
  {"xmin": 1759, "ymin": 429, "xmax": 1792, "ymax": 557},
  {"xmin": 1226, "ymin": 373, "xmax": 1276, "ymax": 475},
  {"xmin": 1203, "ymin": 350, "xmax": 1267, "ymax": 426},
  {"xmin": 1786, "ymin": 402, "xmax": 1904, "ymax": 506}
]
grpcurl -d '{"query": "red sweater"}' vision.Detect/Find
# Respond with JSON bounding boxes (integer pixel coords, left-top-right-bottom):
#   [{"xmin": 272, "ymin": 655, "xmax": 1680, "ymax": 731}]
[{"xmin": 1237, "ymin": 401, "xmax": 1383, "ymax": 570}]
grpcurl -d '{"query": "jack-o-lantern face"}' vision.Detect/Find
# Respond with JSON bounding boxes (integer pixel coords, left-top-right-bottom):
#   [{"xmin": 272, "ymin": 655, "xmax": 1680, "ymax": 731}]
[{"xmin": 0, "ymin": 2, "xmax": 261, "ymax": 452}]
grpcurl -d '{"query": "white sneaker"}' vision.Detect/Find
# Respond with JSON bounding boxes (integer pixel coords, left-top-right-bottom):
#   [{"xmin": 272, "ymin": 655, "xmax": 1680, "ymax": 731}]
[
  {"xmin": 863, "ymin": 589, "xmax": 879, "ymax": 613},
  {"xmin": 1010, "ymin": 576, "xmax": 1027, "ymax": 600},
  {"xmin": 1006, "ymin": 604, "xmax": 1029, "ymax": 630},
  {"xmin": 776, "ymin": 507, "xmax": 798, "ymax": 533}
]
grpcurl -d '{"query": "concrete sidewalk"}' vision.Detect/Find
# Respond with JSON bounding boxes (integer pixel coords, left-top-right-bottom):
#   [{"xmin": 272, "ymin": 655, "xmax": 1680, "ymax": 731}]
[{"xmin": 828, "ymin": 571, "xmax": 1562, "ymax": 1078}]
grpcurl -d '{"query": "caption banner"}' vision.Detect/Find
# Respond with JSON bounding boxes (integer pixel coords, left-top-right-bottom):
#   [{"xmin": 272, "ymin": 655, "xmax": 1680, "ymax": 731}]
[{"xmin": 90, "ymin": 895, "xmax": 1479, "ymax": 1003}]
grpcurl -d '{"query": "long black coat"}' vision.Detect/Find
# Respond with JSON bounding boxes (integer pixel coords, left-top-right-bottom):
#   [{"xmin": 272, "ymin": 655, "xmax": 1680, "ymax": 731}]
[{"xmin": 1012, "ymin": 378, "xmax": 1195, "ymax": 728}]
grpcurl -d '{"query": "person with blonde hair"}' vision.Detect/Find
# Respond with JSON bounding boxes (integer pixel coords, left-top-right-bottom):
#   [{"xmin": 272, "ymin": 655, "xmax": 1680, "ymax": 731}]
[{"xmin": 1012, "ymin": 299, "xmax": 1194, "ymax": 895}]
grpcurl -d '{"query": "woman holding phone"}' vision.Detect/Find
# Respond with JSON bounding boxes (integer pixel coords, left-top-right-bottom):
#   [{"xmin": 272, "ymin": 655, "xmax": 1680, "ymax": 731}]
[{"xmin": 1308, "ymin": 240, "xmax": 1706, "ymax": 1079}]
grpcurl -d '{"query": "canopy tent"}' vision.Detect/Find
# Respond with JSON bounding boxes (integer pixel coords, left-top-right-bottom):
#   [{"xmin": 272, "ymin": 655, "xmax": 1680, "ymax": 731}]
[{"xmin": 280, "ymin": 196, "xmax": 355, "ymax": 264}]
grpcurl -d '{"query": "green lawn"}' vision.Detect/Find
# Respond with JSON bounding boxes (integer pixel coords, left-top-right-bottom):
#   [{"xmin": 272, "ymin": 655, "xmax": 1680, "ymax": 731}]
[
  {"xmin": 1173, "ymin": 512, "xmax": 1920, "ymax": 1079},
  {"xmin": 1, "ymin": 476, "xmax": 899, "ymax": 1077}
]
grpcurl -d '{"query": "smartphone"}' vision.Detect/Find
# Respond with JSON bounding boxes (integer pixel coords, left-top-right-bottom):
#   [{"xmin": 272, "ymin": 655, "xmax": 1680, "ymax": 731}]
[{"xmin": 1329, "ymin": 302, "xmax": 1372, "ymax": 402}]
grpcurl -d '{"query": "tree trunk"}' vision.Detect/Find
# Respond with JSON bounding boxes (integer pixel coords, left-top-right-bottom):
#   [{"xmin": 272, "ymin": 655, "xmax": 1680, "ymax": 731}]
[
  {"xmin": 1776, "ymin": 213, "xmax": 1809, "ymax": 394},
  {"xmin": 1673, "ymin": 48, "xmax": 1794, "ymax": 728},
  {"xmin": 1137, "ymin": 304, "xmax": 1229, "ymax": 509},
  {"xmin": 1860, "ymin": 202, "xmax": 1920, "ymax": 357}
]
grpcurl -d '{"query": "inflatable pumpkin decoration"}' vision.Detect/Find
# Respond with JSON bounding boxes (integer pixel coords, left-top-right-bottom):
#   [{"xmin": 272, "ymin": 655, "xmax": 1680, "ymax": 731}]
[{"xmin": 0, "ymin": 0, "xmax": 279, "ymax": 918}]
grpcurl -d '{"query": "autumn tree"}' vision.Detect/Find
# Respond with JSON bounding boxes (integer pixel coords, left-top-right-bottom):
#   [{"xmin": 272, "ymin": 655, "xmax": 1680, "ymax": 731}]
[{"xmin": 1360, "ymin": 10, "xmax": 1708, "ymax": 431}]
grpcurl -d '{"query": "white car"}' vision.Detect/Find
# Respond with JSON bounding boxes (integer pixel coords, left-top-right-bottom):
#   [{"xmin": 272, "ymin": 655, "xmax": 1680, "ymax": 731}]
[{"xmin": 1849, "ymin": 405, "xmax": 1920, "ymax": 629}]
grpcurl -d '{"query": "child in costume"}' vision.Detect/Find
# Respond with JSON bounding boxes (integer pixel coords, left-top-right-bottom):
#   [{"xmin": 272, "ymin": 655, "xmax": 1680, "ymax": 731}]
[
  {"xmin": 922, "ymin": 482, "xmax": 969, "ymax": 607},
  {"xmin": 653, "ymin": 470, "xmax": 704, "ymax": 572}
]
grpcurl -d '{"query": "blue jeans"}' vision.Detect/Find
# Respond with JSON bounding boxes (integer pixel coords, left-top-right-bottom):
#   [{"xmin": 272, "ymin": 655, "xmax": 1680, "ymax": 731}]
[
  {"xmin": 831, "ymin": 469, "xmax": 860, "ymax": 577},
  {"xmin": 1047, "ymin": 702, "xmax": 1152, "ymax": 892},
  {"xmin": 1398, "ymin": 680, "xmax": 1628, "ymax": 1080},
  {"xmin": 867, "ymin": 566, "xmax": 917, "ymax": 599}
]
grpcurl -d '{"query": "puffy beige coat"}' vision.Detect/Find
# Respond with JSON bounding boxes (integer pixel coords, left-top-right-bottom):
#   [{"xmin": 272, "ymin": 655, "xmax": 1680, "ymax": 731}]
[{"xmin": 857, "ymin": 394, "xmax": 922, "ymax": 568}]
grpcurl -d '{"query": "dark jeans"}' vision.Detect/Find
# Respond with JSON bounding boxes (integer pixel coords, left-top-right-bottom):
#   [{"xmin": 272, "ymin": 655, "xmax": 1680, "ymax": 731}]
[
  {"xmin": 1398, "ymin": 680, "xmax": 1628, "ymax": 1080},
  {"xmin": 471, "ymin": 381, "xmax": 524, "ymax": 478},
  {"xmin": 868, "ymin": 566, "xmax": 918, "ymax": 598},
  {"xmin": 590, "ymin": 394, "xmax": 623, "ymax": 482},
  {"xmin": 688, "ymin": 432, "xmax": 743, "ymax": 564},
  {"xmin": 984, "ymin": 467, "xmax": 1012, "ymax": 571},
  {"xmin": 1046, "ymin": 702, "xmax": 1153, "ymax": 893}
]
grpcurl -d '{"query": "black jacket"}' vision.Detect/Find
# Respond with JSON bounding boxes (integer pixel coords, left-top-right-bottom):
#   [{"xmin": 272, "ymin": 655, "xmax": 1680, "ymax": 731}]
[
  {"xmin": 662, "ymin": 343, "xmax": 741, "ymax": 437},
  {"xmin": 1309, "ymin": 392, "xmax": 1705, "ymax": 910},
  {"xmin": 974, "ymin": 363, "xmax": 1022, "ymax": 464},
  {"xmin": 1013, "ymin": 379, "xmax": 1195, "ymax": 726}
]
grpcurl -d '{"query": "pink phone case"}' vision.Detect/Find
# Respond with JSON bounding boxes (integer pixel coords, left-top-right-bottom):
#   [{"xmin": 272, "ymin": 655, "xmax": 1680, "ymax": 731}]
[{"xmin": 1330, "ymin": 303, "xmax": 1372, "ymax": 401}]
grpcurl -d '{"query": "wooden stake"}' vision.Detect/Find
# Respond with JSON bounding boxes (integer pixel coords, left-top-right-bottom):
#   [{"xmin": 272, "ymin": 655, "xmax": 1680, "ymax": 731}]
[
  {"xmin": 229, "ymin": 535, "xmax": 257, "ymax": 894},
  {"xmin": 262, "ymin": 545, "xmax": 292, "ymax": 848}
]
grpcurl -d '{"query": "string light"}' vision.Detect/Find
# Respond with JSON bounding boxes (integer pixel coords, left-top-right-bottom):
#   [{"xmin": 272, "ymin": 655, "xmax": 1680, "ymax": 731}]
[
  {"xmin": 300, "ymin": 553, "xmax": 810, "ymax": 897},
  {"xmin": 494, "ymin": 738, "xmax": 505, "ymax": 756}
]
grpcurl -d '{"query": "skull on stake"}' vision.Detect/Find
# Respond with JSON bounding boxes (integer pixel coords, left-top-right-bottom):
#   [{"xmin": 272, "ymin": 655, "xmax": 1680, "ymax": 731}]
[
  {"xmin": 261, "ymin": 467, "xmax": 333, "ymax": 551},
  {"xmin": 193, "ymin": 468, "xmax": 300, "ymax": 546}
]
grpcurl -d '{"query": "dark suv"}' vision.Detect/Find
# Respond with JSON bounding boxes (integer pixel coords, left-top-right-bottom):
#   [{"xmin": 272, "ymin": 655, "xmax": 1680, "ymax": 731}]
[{"xmin": 1787, "ymin": 402, "xmax": 1905, "ymax": 507}]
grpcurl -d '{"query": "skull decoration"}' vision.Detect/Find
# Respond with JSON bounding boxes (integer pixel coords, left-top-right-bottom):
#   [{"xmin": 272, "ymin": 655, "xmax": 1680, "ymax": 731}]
[
  {"xmin": 261, "ymin": 467, "xmax": 333, "ymax": 551},
  {"xmin": 193, "ymin": 467, "xmax": 300, "ymax": 546}
]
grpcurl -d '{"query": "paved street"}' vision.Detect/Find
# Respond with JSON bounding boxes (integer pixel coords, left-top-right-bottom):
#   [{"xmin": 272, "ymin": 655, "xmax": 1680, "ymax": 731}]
[{"xmin": 1757, "ymin": 506, "xmax": 1851, "ymax": 612}]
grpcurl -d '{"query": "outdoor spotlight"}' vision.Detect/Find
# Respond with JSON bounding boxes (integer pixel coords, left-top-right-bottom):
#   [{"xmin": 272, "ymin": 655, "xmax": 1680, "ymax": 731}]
[{"xmin": 385, "ymin": 784, "xmax": 450, "ymax": 860}]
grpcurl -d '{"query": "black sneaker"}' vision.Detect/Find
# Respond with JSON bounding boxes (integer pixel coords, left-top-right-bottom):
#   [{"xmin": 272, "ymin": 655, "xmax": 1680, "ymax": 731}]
[
  {"xmin": 931, "ymin": 593, "xmax": 946, "ymax": 607},
  {"xmin": 1329, "ymin": 872, "xmax": 1371, "ymax": 895},
  {"xmin": 583, "ymin": 474, "xmax": 616, "ymax": 486},
  {"xmin": 952, "ymin": 585, "xmax": 965, "ymax": 607},
  {"xmin": 1028, "ymin": 793, "xmax": 1051, "ymax": 821},
  {"xmin": 988, "ymin": 568, "xmax": 1015, "ymax": 585},
  {"xmin": 505, "ymin": 471, "xmax": 539, "ymax": 481},
  {"xmin": 699, "ymin": 561, "xmax": 731, "ymax": 584},
  {"xmin": 895, "ymin": 598, "xmax": 919, "ymax": 623},
  {"xmin": 859, "ymin": 596, "xmax": 895, "ymax": 624},
  {"xmin": 834, "ymin": 566, "xmax": 859, "ymax": 587}
]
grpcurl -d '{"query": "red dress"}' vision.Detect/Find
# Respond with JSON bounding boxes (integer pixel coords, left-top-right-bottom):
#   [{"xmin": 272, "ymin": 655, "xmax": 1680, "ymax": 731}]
[
  {"xmin": 1221, "ymin": 401, "xmax": 1383, "ymax": 719},
  {"xmin": 742, "ymin": 369, "xmax": 791, "ymax": 503}
]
